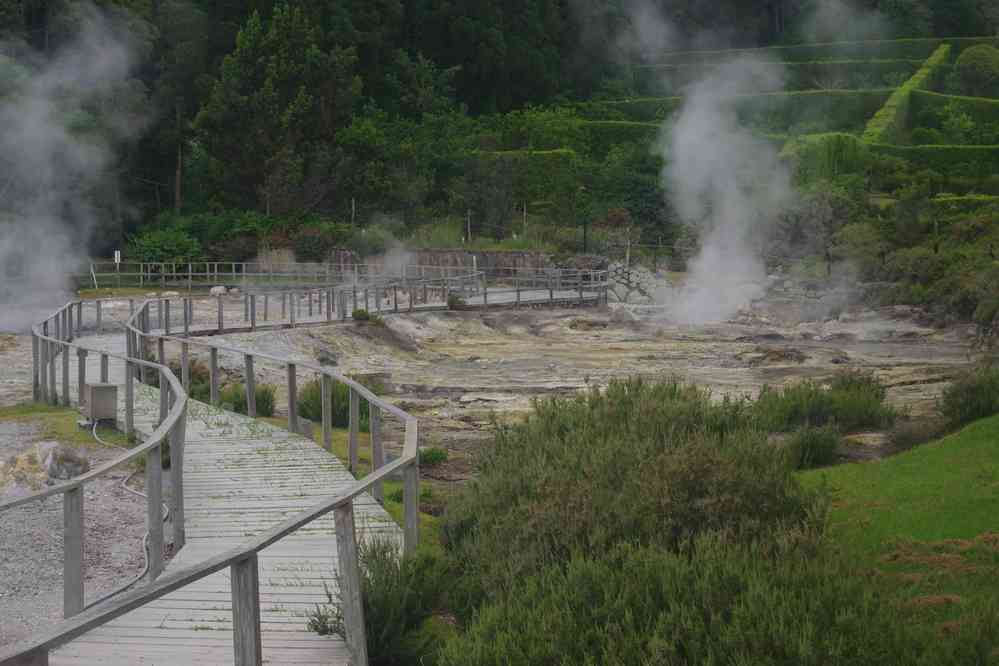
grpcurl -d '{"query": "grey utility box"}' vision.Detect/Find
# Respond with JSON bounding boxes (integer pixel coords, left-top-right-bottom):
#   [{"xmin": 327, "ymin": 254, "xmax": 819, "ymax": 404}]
[{"xmin": 84, "ymin": 384, "xmax": 118, "ymax": 424}]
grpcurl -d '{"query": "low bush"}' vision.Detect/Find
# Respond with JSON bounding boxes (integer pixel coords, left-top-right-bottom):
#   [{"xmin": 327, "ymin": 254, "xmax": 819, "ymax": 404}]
[
  {"xmin": 752, "ymin": 371, "xmax": 896, "ymax": 432},
  {"xmin": 446, "ymin": 293, "xmax": 465, "ymax": 310},
  {"xmin": 308, "ymin": 540, "xmax": 447, "ymax": 666},
  {"xmin": 418, "ymin": 447, "xmax": 448, "ymax": 467},
  {"xmin": 218, "ymin": 382, "xmax": 276, "ymax": 417},
  {"xmin": 297, "ymin": 375, "xmax": 384, "ymax": 431},
  {"xmin": 352, "ymin": 308, "xmax": 370, "ymax": 321},
  {"xmin": 939, "ymin": 367, "xmax": 999, "ymax": 428},
  {"xmin": 441, "ymin": 378, "xmax": 821, "ymax": 614},
  {"xmin": 126, "ymin": 228, "xmax": 203, "ymax": 263},
  {"xmin": 955, "ymin": 43, "xmax": 999, "ymax": 98},
  {"xmin": 439, "ymin": 539, "xmax": 999, "ymax": 666}
]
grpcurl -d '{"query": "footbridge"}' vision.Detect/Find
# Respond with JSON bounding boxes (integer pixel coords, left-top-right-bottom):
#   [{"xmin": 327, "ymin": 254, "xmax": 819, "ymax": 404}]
[{"xmin": 0, "ymin": 268, "xmax": 608, "ymax": 665}]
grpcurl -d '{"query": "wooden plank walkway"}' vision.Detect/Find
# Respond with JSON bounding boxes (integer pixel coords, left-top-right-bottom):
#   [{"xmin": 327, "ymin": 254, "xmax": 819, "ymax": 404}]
[{"xmin": 51, "ymin": 334, "xmax": 400, "ymax": 665}]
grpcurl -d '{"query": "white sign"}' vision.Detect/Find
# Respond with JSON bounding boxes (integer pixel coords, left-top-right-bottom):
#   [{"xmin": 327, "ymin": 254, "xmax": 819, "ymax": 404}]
[{"xmin": 114, "ymin": 250, "xmax": 121, "ymax": 264}]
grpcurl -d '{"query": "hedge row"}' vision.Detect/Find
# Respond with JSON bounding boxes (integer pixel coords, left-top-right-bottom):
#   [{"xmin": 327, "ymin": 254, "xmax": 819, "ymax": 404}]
[
  {"xmin": 579, "ymin": 89, "xmax": 891, "ymax": 133},
  {"xmin": 911, "ymin": 90, "xmax": 999, "ymax": 125},
  {"xmin": 870, "ymin": 143, "xmax": 999, "ymax": 175},
  {"xmin": 862, "ymin": 44, "xmax": 951, "ymax": 143},
  {"xmin": 634, "ymin": 59, "xmax": 919, "ymax": 95},
  {"xmin": 655, "ymin": 36, "xmax": 997, "ymax": 65}
]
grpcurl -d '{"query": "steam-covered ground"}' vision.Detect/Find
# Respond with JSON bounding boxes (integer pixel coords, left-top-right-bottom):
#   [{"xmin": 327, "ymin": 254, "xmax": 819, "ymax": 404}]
[{"xmin": 200, "ymin": 296, "xmax": 976, "ymax": 480}]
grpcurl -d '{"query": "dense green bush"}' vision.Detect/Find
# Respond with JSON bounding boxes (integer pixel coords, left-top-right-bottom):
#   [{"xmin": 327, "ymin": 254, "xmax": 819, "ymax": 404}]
[
  {"xmin": 752, "ymin": 371, "xmax": 895, "ymax": 432},
  {"xmin": 439, "ymin": 539, "xmax": 999, "ymax": 666},
  {"xmin": 308, "ymin": 540, "xmax": 447, "ymax": 666},
  {"xmin": 955, "ymin": 44, "xmax": 999, "ymax": 97},
  {"xmin": 418, "ymin": 447, "xmax": 448, "ymax": 467},
  {"xmin": 126, "ymin": 228, "xmax": 203, "ymax": 263},
  {"xmin": 218, "ymin": 382, "xmax": 276, "ymax": 417},
  {"xmin": 442, "ymin": 378, "xmax": 821, "ymax": 613},
  {"xmin": 939, "ymin": 367, "xmax": 999, "ymax": 427}
]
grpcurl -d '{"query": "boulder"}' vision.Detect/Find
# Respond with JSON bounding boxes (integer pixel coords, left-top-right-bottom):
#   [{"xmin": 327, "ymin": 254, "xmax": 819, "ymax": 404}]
[
  {"xmin": 43, "ymin": 445, "xmax": 90, "ymax": 480},
  {"xmin": 210, "ymin": 286, "xmax": 227, "ymax": 296},
  {"xmin": 162, "ymin": 291, "xmax": 180, "ymax": 297}
]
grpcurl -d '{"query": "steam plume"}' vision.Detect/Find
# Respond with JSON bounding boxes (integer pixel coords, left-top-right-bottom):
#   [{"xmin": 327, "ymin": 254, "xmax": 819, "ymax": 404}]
[{"xmin": 0, "ymin": 3, "xmax": 146, "ymax": 331}]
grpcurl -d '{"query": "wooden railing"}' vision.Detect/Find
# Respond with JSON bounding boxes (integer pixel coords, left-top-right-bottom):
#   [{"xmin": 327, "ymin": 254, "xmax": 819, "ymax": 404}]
[
  {"xmin": 1, "ymin": 300, "xmax": 189, "ymax": 622},
  {"xmin": 1, "ymin": 295, "xmax": 421, "ymax": 666}
]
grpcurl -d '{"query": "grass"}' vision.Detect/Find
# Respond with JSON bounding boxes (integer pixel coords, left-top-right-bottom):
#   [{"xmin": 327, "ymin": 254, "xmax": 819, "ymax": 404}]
[
  {"xmin": 800, "ymin": 414, "xmax": 999, "ymax": 623},
  {"xmin": 0, "ymin": 402, "xmax": 129, "ymax": 448}
]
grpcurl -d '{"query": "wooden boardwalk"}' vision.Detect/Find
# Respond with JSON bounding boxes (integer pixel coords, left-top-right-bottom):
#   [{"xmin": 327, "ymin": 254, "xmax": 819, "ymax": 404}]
[{"xmin": 51, "ymin": 334, "xmax": 400, "ymax": 665}]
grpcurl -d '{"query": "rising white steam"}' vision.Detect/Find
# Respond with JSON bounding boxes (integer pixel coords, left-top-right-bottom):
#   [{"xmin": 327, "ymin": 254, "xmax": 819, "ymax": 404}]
[
  {"xmin": 660, "ymin": 59, "xmax": 794, "ymax": 324},
  {"xmin": 0, "ymin": 3, "xmax": 147, "ymax": 331}
]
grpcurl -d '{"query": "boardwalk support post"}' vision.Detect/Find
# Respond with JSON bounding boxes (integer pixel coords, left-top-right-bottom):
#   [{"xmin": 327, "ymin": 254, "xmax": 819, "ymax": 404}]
[
  {"xmin": 77, "ymin": 349, "xmax": 87, "ymax": 406},
  {"xmin": 348, "ymin": 388, "xmax": 359, "ymax": 472},
  {"xmin": 334, "ymin": 503, "xmax": 369, "ymax": 666},
  {"xmin": 231, "ymin": 554, "xmax": 263, "ymax": 666},
  {"xmin": 170, "ymin": 402, "xmax": 187, "ymax": 551},
  {"xmin": 63, "ymin": 487, "xmax": 84, "ymax": 618},
  {"xmin": 245, "ymin": 355, "xmax": 256, "ymax": 418},
  {"xmin": 287, "ymin": 364, "xmax": 298, "ymax": 433},
  {"xmin": 147, "ymin": 441, "xmax": 164, "ymax": 582}
]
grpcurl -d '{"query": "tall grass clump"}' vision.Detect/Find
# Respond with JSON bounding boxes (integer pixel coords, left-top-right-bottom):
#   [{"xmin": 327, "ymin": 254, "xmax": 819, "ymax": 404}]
[
  {"xmin": 308, "ymin": 540, "xmax": 448, "ymax": 666},
  {"xmin": 753, "ymin": 370, "xmax": 895, "ymax": 432},
  {"xmin": 441, "ymin": 378, "xmax": 822, "ymax": 614},
  {"xmin": 939, "ymin": 367, "xmax": 999, "ymax": 428},
  {"xmin": 786, "ymin": 426, "xmax": 841, "ymax": 469}
]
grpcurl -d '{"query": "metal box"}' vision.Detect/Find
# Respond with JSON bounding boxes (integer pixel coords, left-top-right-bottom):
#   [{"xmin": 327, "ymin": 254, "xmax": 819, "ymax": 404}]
[{"xmin": 84, "ymin": 383, "xmax": 118, "ymax": 424}]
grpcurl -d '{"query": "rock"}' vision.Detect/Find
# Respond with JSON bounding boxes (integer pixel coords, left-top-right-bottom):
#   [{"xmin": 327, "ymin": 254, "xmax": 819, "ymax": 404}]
[
  {"xmin": 43, "ymin": 446, "xmax": 90, "ymax": 480},
  {"xmin": 162, "ymin": 291, "xmax": 180, "ymax": 297},
  {"xmin": 210, "ymin": 286, "xmax": 227, "ymax": 296},
  {"xmin": 145, "ymin": 292, "xmax": 158, "ymax": 297},
  {"xmin": 229, "ymin": 287, "xmax": 241, "ymax": 295}
]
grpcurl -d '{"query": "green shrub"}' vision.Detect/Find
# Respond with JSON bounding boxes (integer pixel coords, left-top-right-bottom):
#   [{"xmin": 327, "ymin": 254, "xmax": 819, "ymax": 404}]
[
  {"xmin": 955, "ymin": 44, "xmax": 999, "ymax": 98},
  {"xmin": 418, "ymin": 447, "xmax": 448, "ymax": 467},
  {"xmin": 446, "ymin": 293, "xmax": 466, "ymax": 310},
  {"xmin": 297, "ymin": 375, "xmax": 384, "ymax": 430},
  {"xmin": 442, "ymin": 378, "xmax": 820, "ymax": 613},
  {"xmin": 126, "ymin": 228, "xmax": 203, "ymax": 263},
  {"xmin": 308, "ymin": 540, "xmax": 446, "ymax": 666},
  {"xmin": 218, "ymin": 382, "xmax": 276, "ymax": 417},
  {"xmin": 439, "ymin": 539, "xmax": 999, "ymax": 666},
  {"xmin": 786, "ymin": 426, "xmax": 841, "ymax": 469},
  {"xmin": 939, "ymin": 367, "xmax": 999, "ymax": 428},
  {"xmin": 353, "ymin": 308, "xmax": 371, "ymax": 321},
  {"xmin": 752, "ymin": 371, "xmax": 895, "ymax": 432}
]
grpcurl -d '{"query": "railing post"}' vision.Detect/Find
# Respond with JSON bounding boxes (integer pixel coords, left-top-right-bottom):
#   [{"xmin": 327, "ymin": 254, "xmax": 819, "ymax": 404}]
[
  {"xmin": 287, "ymin": 364, "xmax": 298, "ymax": 432},
  {"xmin": 326, "ymin": 289, "xmax": 332, "ymax": 321},
  {"xmin": 321, "ymin": 375, "xmax": 332, "ymax": 451},
  {"xmin": 363, "ymin": 288, "xmax": 369, "ymax": 312},
  {"xmin": 100, "ymin": 354, "xmax": 109, "ymax": 383},
  {"xmin": 181, "ymin": 343, "xmax": 190, "ymax": 392},
  {"xmin": 263, "ymin": 294, "xmax": 269, "ymax": 322},
  {"xmin": 183, "ymin": 298, "xmax": 190, "ymax": 336},
  {"xmin": 63, "ymin": 487, "xmax": 84, "ymax": 618},
  {"xmin": 348, "ymin": 388, "xmax": 359, "ymax": 472},
  {"xmin": 61, "ymin": 342, "xmax": 70, "ymax": 407},
  {"xmin": 164, "ymin": 299, "xmax": 171, "ymax": 335},
  {"xmin": 65, "ymin": 306, "xmax": 73, "ymax": 342},
  {"xmin": 230, "ymin": 554, "xmax": 263, "ymax": 666},
  {"xmin": 39, "ymin": 330, "xmax": 48, "ymax": 403},
  {"xmin": 370, "ymin": 405, "xmax": 383, "ymax": 502},
  {"xmin": 32, "ymin": 333, "xmax": 40, "ymax": 402},
  {"xmin": 334, "ymin": 502, "xmax": 369, "ymax": 666},
  {"xmin": 146, "ymin": 442, "xmax": 164, "ymax": 582},
  {"xmin": 124, "ymin": 361, "xmax": 134, "ymax": 437},
  {"xmin": 250, "ymin": 294, "xmax": 257, "ymax": 331},
  {"xmin": 159, "ymin": 369, "xmax": 168, "ymax": 426},
  {"xmin": 210, "ymin": 348, "xmax": 219, "ymax": 406},
  {"xmin": 243, "ymin": 294, "xmax": 249, "ymax": 323},
  {"xmin": 170, "ymin": 401, "xmax": 187, "ymax": 551},
  {"xmin": 403, "ymin": 423, "xmax": 419, "ymax": 554},
  {"xmin": 157, "ymin": 299, "xmax": 163, "ymax": 330},
  {"xmin": 217, "ymin": 295, "xmax": 224, "ymax": 333},
  {"xmin": 290, "ymin": 293, "xmax": 297, "ymax": 326},
  {"xmin": 48, "ymin": 339, "xmax": 57, "ymax": 406},
  {"xmin": 77, "ymin": 349, "xmax": 87, "ymax": 406},
  {"xmin": 245, "ymin": 355, "xmax": 257, "ymax": 418},
  {"xmin": 76, "ymin": 301, "xmax": 82, "ymax": 332},
  {"xmin": 281, "ymin": 292, "xmax": 287, "ymax": 319},
  {"xmin": 308, "ymin": 291, "xmax": 314, "ymax": 318},
  {"xmin": 393, "ymin": 285, "xmax": 398, "ymax": 313}
]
